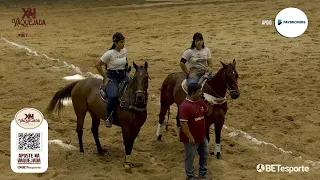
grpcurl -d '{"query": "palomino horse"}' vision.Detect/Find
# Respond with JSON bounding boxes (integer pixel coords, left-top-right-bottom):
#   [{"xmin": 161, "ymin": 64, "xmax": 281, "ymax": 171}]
[
  {"xmin": 47, "ymin": 62, "xmax": 149, "ymax": 172},
  {"xmin": 156, "ymin": 59, "xmax": 240, "ymax": 159}
]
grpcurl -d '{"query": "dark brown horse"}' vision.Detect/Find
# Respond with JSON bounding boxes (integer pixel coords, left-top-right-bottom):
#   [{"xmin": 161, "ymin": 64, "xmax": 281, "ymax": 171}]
[
  {"xmin": 156, "ymin": 59, "xmax": 240, "ymax": 159},
  {"xmin": 46, "ymin": 62, "xmax": 149, "ymax": 172}
]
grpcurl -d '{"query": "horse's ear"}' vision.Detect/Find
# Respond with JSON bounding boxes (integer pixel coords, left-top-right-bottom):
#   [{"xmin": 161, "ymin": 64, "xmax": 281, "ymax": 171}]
[
  {"xmin": 233, "ymin": 59, "xmax": 236, "ymax": 68},
  {"xmin": 220, "ymin": 61, "xmax": 228, "ymax": 69},
  {"xmin": 133, "ymin": 61, "xmax": 138, "ymax": 70},
  {"xmin": 144, "ymin": 61, "xmax": 148, "ymax": 69},
  {"xmin": 127, "ymin": 66, "xmax": 132, "ymax": 73}
]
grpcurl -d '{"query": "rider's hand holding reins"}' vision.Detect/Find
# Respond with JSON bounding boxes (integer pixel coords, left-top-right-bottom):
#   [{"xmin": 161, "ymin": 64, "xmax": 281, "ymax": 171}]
[{"xmin": 188, "ymin": 72, "xmax": 197, "ymax": 79}]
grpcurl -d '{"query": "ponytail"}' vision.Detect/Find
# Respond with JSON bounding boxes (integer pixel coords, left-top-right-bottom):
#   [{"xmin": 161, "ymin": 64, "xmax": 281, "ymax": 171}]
[{"xmin": 109, "ymin": 43, "xmax": 116, "ymax": 50}]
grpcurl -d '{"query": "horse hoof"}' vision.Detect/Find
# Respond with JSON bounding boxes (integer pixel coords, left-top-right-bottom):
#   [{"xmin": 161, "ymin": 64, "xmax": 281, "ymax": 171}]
[
  {"xmin": 157, "ymin": 135, "xmax": 162, "ymax": 141},
  {"xmin": 80, "ymin": 149, "xmax": 84, "ymax": 153},
  {"xmin": 98, "ymin": 151, "xmax": 104, "ymax": 155},
  {"xmin": 216, "ymin": 152, "xmax": 221, "ymax": 159},
  {"xmin": 210, "ymin": 152, "xmax": 215, "ymax": 155}
]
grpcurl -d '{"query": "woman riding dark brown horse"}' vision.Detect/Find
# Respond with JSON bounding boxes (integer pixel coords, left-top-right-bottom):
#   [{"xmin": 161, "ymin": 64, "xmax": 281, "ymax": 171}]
[
  {"xmin": 46, "ymin": 61, "xmax": 149, "ymax": 172},
  {"xmin": 157, "ymin": 59, "xmax": 240, "ymax": 159}
]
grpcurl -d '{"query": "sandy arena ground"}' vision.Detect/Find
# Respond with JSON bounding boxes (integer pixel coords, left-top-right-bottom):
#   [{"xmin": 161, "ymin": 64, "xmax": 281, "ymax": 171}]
[{"xmin": 0, "ymin": 0, "xmax": 319, "ymax": 179}]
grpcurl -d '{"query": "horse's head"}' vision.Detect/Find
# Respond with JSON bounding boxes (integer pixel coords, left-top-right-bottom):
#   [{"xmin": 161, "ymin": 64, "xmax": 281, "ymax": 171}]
[
  {"xmin": 132, "ymin": 61, "xmax": 149, "ymax": 106},
  {"xmin": 221, "ymin": 59, "xmax": 240, "ymax": 99}
]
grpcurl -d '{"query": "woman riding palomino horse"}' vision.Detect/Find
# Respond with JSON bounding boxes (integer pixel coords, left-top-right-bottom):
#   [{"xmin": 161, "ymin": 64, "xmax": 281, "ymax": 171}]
[{"xmin": 156, "ymin": 33, "xmax": 240, "ymax": 158}]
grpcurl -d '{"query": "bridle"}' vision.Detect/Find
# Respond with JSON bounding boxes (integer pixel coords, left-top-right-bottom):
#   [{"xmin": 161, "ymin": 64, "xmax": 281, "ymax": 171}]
[
  {"xmin": 135, "ymin": 90, "xmax": 148, "ymax": 105},
  {"xmin": 224, "ymin": 71, "xmax": 239, "ymax": 97},
  {"xmin": 130, "ymin": 68, "xmax": 149, "ymax": 105},
  {"xmin": 205, "ymin": 70, "xmax": 239, "ymax": 99}
]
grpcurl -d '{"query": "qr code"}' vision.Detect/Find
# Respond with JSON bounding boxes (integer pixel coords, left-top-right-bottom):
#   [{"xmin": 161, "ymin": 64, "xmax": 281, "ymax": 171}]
[{"xmin": 17, "ymin": 133, "xmax": 41, "ymax": 151}]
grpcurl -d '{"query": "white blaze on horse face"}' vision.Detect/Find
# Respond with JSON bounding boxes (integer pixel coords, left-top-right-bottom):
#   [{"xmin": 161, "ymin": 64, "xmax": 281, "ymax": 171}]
[{"xmin": 156, "ymin": 123, "xmax": 163, "ymax": 137}]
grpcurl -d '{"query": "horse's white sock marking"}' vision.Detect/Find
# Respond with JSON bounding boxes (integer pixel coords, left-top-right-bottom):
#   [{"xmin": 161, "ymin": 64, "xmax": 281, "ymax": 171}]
[
  {"xmin": 215, "ymin": 143, "xmax": 221, "ymax": 154},
  {"xmin": 156, "ymin": 123, "xmax": 163, "ymax": 137}
]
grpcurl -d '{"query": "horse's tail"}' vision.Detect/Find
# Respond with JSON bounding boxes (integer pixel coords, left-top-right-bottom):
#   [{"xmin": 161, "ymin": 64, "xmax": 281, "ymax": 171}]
[{"xmin": 46, "ymin": 81, "xmax": 80, "ymax": 115}]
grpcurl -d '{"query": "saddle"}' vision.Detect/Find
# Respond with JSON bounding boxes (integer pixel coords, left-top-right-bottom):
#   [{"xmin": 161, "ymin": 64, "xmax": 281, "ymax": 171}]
[
  {"xmin": 99, "ymin": 79, "xmax": 130, "ymax": 103},
  {"xmin": 181, "ymin": 74, "xmax": 208, "ymax": 94},
  {"xmin": 99, "ymin": 77, "xmax": 147, "ymax": 113},
  {"xmin": 181, "ymin": 74, "xmax": 227, "ymax": 105}
]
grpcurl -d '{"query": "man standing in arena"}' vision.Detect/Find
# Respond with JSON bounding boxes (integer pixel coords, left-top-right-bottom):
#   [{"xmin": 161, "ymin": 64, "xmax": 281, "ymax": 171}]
[{"xmin": 179, "ymin": 83, "xmax": 212, "ymax": 180}]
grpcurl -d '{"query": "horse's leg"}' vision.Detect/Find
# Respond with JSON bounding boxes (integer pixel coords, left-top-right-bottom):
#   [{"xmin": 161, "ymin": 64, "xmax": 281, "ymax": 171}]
[
  {"xmin": 122, "ymin": 126, "xmax": 140, "ymax": 173},
  {"xmin": 157, "ymin": 103, "xmax": 171, "ymax": 140},
  {"xmin": 205, "ymin": 124, "xmax": 213, "ymax": 155},
  {"xmin": 206, "ymin": 131, "xmax": 210, "ymax": 143},
  {"xmin": 214, "ymin": 123, "xmax": 223, "ymax": 159},
  {"xmin": 89, "ymin": 110, "xmax": 103, "ymax": 155},
  {"xmin": 205, "ymin": 121, "xmax": 214, "ymax": 155},
  {"xmin": 175, "ymin": 105, "xmax": 181, "ymax": 136},
  {"xmin": 73, "ymin": 94, "xmax": 88, "ymax": 153},
  {"xmin": 75, "ymin": 111, "xmax": 86, "ymax": 153}
]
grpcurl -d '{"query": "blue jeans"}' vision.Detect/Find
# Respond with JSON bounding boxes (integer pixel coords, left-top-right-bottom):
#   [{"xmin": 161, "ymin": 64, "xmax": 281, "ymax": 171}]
[
  {"xmin": 183, "ymin": 138, "xmax": 209, "ymax": 180},
  {"xmin": 186, "ymin": 72, "xmax": 214, "ymax": 86},
  {"xmin": 105, "ymin": 70, "xmax": 127, "ymax": 119}
]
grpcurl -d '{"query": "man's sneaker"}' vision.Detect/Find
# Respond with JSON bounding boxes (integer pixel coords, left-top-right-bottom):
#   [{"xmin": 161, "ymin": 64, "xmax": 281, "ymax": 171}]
[{"xmin": 105, "ymin": 118, "xmax": 112, "ymax": 128}]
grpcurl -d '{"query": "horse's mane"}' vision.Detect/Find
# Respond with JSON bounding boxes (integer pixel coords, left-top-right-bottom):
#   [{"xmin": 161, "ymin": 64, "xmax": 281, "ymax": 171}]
[{"xmin": 207, "ymin": 66, "xmax": 224, "ymax": 82}]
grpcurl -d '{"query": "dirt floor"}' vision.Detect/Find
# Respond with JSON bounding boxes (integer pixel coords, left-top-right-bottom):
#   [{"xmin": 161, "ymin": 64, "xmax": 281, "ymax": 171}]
[{"xmin": 0, "ymin": 0, "xmax": 319, "ymax": 179}]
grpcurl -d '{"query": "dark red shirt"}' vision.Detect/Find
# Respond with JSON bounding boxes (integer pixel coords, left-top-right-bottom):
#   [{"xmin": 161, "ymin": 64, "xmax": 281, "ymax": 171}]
[{"xmin": 179, "ymin": 98, "xmax": 207, "ymax": 143}]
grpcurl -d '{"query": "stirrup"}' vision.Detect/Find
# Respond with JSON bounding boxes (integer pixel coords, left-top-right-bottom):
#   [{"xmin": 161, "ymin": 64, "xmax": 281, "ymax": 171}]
[
  {"xmin": 105, "ymin": 118, "xmax": 112, "ymax": 128},
  {"xmin": 105, "ymin": 110, "xmax": 114, "ymax": 128}
]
